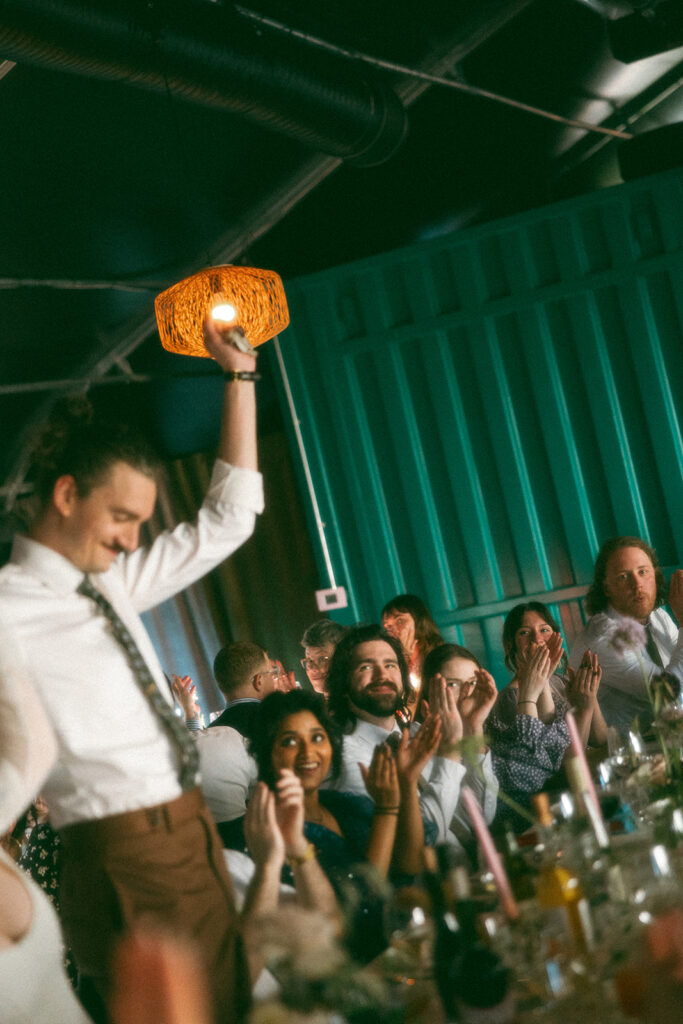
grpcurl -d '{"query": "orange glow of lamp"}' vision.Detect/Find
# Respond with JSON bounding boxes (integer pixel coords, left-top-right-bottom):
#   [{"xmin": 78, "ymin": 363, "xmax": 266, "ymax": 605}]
[{"xmin": 155, "ymin": 265, "xmax": 289, "ymax": 356}]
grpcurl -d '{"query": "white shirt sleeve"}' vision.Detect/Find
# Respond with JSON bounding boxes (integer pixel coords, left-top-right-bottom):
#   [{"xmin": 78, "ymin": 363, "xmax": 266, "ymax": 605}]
[
  {"xmin": 120, "ymin": 460, "xmax": 264, "ymax": 613},
  {"xmin": 417, "ymin": 756, "xmax": 467, "ymax": 843},
  {"xmin": 418, "ymin": 749, "xmax": 499, "ymax": 846}
]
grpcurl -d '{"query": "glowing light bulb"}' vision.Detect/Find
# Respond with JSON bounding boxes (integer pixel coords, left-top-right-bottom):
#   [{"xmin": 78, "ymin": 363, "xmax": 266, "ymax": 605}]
[{"xmin": 211, "ymin": 303, "xmax": 237, "ymax": 323}]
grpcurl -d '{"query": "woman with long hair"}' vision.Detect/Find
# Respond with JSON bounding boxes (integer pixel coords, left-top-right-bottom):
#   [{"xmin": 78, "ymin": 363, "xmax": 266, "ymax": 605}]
[
  {"xmin": 492, "ymin": 601, "xmax": 606, "ymax": 828},
  {"xmin": 250, "ymin": 689, "xmax": 439, "ymax": 881},
  {"xmin": 249, "ymin": 688, "xmax": 439, "ymax": 960},
  {"xmin": 381, "ymin": 593, "xmax": 443, "ymax": 710},
  {"xmin": 422, "ymin": 603, "xmax": 605, "ymax": 832}
]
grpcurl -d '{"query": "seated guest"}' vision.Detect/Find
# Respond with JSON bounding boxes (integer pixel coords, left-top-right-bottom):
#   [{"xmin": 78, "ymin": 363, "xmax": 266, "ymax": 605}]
[
  {"xmin": 20, "ymin": 803, "xmax": 79, "ymax": 988},
  {"xmin": 194, "ymin": 642, "xmax": 280, "ymax": 845},
  {"xmin": 250, "ymin": 689, "xmax": 438, "ymax": 882},
  {"xmin": 300, "ymin": 619, "xmax": 348, "ymax": 695},
  {"xmin": 249, "ymin": 688, "xmax": 438, "ymax": 960},
  {"xmin": 210, "ymin": 641, "xmax": 282, "ymax": 737},
  {"xmin": 236, "ymin": 765, "xmax": 339, "ymax": 976},
  {"xmin": 325, "ymin": 624, "xmax": 498, "ymax": 848},
  {"xmin": 381, "ymin": 593, "xmax": 443, "ymax": 709},
  {"xmin": 484, "ymin": 602, "xmax": 604, "ymax": 830},
  {"xmin": 569, "ymin": 536, "xmax": 683, "ymax": 736}
]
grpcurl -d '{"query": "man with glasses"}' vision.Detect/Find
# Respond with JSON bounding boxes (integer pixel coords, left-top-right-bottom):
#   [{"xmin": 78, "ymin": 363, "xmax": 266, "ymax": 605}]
[
  {"xmin": 209, "ymin": 640, "xmax": 282, "ymax": 738},
  {"xmin": 197, "ymin": 641, "xmax": 281, "ymax": 839},
  {"xmin": 569, "ymin": 536, "xmax": 683, "ymax": 736},
  {"xmin": 300, "ymin": 619, "xmax": 348, "ymax": 694}
]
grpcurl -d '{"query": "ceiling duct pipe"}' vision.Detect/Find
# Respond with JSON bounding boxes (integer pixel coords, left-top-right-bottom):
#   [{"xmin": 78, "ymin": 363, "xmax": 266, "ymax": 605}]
[{"xmin": 0, "ymin": 0, "xmax": 407, "ymax": 166}]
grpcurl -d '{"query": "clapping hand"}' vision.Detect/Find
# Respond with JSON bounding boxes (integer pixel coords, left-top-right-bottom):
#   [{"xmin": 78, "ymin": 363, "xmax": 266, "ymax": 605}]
[
  {"xmin": 273, "ymin": 769, "xmax": 308, "ymax": 859},
  {"xmin": 426, "ymin": 673, "xmax": 464, "ymax": 759},
  {"xmin": 244, "ymin": 782, "xmax": 285, "ymax": 869},
  {"xmin": 458, "ymin": 668, "xmax": 497, "ymax": 735},
  {"xmin": 566, "ymin": 649, "xmax": 602, "ymax": 711},
  {"xmin": 516, "ymin": 646, "xmax": 552, "ymax": 704},
  {"xmin": 394, "ymin": 713, "xmax": 442, "ymax": 786},
  {"xmin": 272, "ymin": 659, "xmax": 297, "ymax": 693},
  {"xmin": 171, "ymin": 674, "xmax": 201, "ymax": 721},
  {"xmin": 546, "ymin": 631, "xmax": 565, "ymax": 676},
  {"xmin": 360, "ymin": 743, "xmax": 400, "ymax": 810}
]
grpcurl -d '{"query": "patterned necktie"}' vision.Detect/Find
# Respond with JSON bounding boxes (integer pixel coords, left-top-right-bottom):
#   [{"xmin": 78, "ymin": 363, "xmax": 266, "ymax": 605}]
[{"xmin": 78, "ymin": 575, "xmax": 199, "ymax": 790}]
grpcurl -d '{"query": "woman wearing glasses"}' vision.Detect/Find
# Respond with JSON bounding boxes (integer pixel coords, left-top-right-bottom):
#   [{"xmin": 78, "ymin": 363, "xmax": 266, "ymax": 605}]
[{"xmin": 423, "ymin": 603, "xmax": 604, "ymax": 832}]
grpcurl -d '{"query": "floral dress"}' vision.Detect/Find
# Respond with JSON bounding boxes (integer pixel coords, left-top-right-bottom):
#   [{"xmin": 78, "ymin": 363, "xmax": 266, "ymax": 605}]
[
  {"xmin": 20, "ymin": 822, "xmax": 78, "ymax": 987},
  {"xmin": 486, "ymin": 676, "xmax": 571, "ymax": 832}
]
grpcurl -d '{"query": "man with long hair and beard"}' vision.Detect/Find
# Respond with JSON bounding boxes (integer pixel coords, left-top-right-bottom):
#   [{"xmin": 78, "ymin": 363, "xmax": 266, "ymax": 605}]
[{"xmin": 324, "ymin": 624, "xmax": 498, "ymax": 850}]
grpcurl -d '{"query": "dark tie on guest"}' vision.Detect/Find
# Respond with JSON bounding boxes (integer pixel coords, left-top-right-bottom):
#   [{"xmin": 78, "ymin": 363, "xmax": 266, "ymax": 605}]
[{"xmin": 645, "ymin": 622, "xmax": 664, "ymax": 669}]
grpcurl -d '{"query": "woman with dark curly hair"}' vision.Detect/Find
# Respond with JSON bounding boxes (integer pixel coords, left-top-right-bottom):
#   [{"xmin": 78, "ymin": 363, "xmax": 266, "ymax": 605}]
[
  {"xmin": 250, "ymin": 689, "xmax": 437, "ymax": 881},
  {"xmin": 249, "ymin": 689, "xmax": 439, "ymax": 960}
]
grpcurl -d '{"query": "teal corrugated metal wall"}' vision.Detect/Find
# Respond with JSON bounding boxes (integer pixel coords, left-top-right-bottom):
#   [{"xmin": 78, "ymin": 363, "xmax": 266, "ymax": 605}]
[{"xmin": 276, "ymin": 168, "xmax": 683, "ymax": 684}]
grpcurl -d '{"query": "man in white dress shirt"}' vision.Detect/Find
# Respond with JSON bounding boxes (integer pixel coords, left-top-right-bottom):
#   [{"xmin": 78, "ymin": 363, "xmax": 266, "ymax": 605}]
[
  {"xmin": 0, "ymin": 319, "xmax": 262, "ymax": 1022},
  {"xmin": 569, "ymin": 536, "xmax": 683, "ymax": 736},
  {"xmin": 324, "ymin": 624, "xmax": 498, "ymax": 847}
]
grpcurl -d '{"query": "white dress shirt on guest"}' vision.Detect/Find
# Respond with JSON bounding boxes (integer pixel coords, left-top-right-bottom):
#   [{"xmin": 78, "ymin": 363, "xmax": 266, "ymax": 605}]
[
  {"xmin": 0, "ymin": 460, "xmax": 263, "ymax": 829},
  {"xmin": 197, "ymin": 726, "xmax": 257, "ymax": 823},
  {"xmin": 324, "ymin": 717, "xmax": 498, "ymax": 846},
  {"xmin": 569, "ymin": 604, "xmax": 683, "ymax": 735}
]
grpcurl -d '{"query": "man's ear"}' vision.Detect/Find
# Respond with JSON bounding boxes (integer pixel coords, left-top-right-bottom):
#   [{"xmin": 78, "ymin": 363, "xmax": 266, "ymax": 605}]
[
  {"xmin": 52, "ymin": 475, "xmax": 79, "ymax": 518},
  {"xmin": 251, "ymin": 672, "xmax": 263, "ymax": 695}
]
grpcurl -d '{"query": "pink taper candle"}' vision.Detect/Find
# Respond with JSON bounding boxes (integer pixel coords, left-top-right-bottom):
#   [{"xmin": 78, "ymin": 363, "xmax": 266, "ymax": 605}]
[
  {"xmin": 565, "ymin": 709, "xmax": 605, "ymax": 831},
  {"xmin": 461, "ymin": 785, "xmax": 519, "ymax": 920}
]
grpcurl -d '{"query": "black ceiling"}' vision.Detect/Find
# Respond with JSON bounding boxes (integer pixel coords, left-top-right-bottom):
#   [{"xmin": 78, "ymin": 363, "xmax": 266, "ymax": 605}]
[{"xmin": 1, "ymin": 0, "xmax": 682, "ymax": 518}]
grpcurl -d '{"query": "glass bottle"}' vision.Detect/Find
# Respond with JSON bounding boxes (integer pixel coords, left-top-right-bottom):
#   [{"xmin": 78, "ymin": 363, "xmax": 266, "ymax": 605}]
[
  {"xmin": 426, "ymin": 845, "xmax": 515, "ymax": 1023},
  {"xmin": 500, "ymin": 827, "xmax": 536, "ymax": 902},
  {"xmin": 532, "ymin": 792, "xmax": 594, "ymax": 959}
]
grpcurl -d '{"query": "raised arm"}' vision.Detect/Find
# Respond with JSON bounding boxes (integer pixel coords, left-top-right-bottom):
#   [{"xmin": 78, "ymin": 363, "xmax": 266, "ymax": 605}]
[
  {"xmin": 241, "ymin": 782, "xmax": 285, "ymax": 981},
  {"xmin": 273, "ymin": 770, "xmax": 338, "ymax": 918},
  {"xmin": 566, "ymin": 651, "xmax": 608, "ymax": 748},
  {"xmin": 360, "ymin": 744, "xmax": 400, "ymax": 877},
  {"xmin": 172, "ymin": 674, "xmax": 203, "ymax": 730},
  {"xmin": 202, "ymin": 318, "xmax": 258, "ymax": 471},
  {"xmin": 393, "ymin": 714, "xmax": 441, "ymax": 874},
  {"xmin": 120, "ymin": 318, "xmax": 263, "ymax": 611}
]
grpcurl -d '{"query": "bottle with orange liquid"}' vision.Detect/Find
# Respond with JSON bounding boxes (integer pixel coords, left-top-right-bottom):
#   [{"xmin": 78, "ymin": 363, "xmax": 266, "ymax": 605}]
[{"xmin": 532, "ymin": 792, "xmax": 594, "ymax": 962}]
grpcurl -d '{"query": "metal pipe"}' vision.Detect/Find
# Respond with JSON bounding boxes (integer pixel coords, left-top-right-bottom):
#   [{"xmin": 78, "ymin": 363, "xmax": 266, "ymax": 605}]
[{"xmin": 0, "ymin": 0, "xmax": 406, "ymax": 166}]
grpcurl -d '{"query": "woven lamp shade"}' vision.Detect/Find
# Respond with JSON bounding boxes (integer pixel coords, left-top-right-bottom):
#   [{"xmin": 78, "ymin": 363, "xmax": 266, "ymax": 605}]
[{"xmin": 155, "ymin": 265, "xmax": 289, "ymax": 357}]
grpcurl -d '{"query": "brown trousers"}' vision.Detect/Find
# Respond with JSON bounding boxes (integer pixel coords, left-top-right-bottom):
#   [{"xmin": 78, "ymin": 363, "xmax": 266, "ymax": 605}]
[{"xmin": 59, "ymin": 788, "xmax": 250, "ymax": 1024}]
